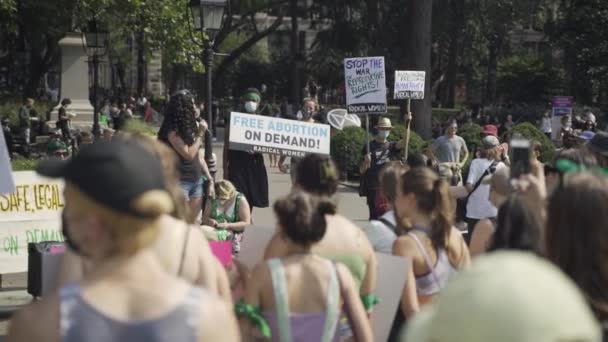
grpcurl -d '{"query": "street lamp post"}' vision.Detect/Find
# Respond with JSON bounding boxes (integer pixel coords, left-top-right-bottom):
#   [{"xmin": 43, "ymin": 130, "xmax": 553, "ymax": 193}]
[
  {"xmin": 84, "ymin": 20, "xmax": 108, "ymax": 139},
  {"xmin": 188, "ymin": 0, "xmax": 227, "ymax": 180}
]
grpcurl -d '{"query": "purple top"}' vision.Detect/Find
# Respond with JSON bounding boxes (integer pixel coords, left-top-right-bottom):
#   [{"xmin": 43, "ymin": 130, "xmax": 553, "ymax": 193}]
[{"xmin": 262, "ymin": 311, "xmax": 340, "ymax": 342}]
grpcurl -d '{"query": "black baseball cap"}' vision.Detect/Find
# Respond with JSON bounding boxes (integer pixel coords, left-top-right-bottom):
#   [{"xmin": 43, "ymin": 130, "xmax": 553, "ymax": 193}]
[{"xmin": 37, "ymin": 139, "xmax": 167, "ymax": 218}]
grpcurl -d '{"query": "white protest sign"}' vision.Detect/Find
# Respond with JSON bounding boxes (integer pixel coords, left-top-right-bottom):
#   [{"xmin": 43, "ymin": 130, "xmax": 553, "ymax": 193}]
[
  {"xmin": 344, "ymin": 57, "xmax": 387, "ymax": 114},
  {"xmin": 229, "ymin": 112, "xmax": 331, "ymax": 157},
  {"xmin": 372, "ymin": 253, "xmax": 409, "ymax": 342},
  {"xmin": 0, "ymin": 121, "xmax": 15, "ymax": 195},
  {"xmin": 394, "ymin": 70, "xmax": 426, "ymax": 100},
  {"xmin": 0, "ymin": 171, "xmax": 65, "ymax": 274}
]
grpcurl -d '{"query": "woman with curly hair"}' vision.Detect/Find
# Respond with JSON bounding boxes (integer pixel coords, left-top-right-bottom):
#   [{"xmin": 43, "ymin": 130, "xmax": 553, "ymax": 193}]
[{"xmin": 158, "ymin": 90, "xmax": 214, "ymax": 222}]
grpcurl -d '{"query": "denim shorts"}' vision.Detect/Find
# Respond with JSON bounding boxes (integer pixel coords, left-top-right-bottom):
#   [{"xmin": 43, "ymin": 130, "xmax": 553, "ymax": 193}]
[{"xmin": 180, "ymin": 177, "xmax": 204, "ymax": 199}]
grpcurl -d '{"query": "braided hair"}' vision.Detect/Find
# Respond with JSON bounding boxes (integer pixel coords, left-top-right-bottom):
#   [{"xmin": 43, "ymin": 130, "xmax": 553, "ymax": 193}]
[{"xmin": 158, "ymin": 91, "xmax": 197, "ymax": 146}]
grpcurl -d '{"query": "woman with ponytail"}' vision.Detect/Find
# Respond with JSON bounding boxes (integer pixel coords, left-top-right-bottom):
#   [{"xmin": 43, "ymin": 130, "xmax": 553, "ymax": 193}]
[
  {"xmin": 238, "ymin": 191, "xmax": 373, "ymax": 341},
  {"xmin": 392, "ymin": 167, "xmax": 470, "ymax": 319}
]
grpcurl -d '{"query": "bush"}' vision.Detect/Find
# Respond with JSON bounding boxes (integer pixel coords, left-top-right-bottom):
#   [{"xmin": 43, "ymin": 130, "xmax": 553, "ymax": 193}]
[
  {"xmin": 123, "ymin": 119, "xmax": 158, "ymax": 136},
  {"xmin": 0, "ymin": 99, "xmax": 55, "ymax": 129},
  {"xmin": 389, "ymin": 124, "xmax": 428, "ymax": 156},
  {"xmin": 11, "ymin": 158, "xmax": 39, "ymax": 171},
  {"xmin": 458, "ymin": 123, "xmax": 483, "ymax": 150},
  {"xmin": 508, "ymin": 122, "xmax": 554, "ymax": 163},
  {"xmin": 330, "ymin": 127, "xmax": 368, "ymax": 177}
]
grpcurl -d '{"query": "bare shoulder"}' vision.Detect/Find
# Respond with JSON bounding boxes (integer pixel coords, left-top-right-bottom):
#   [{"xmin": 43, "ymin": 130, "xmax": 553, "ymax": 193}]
[
  {"xmin": 393, "ymin": 234, "xmax": 418, "ymax": 258},
  {"xmin": 9, "ymin": 295, "xmax": 59, "ymax": 342}
]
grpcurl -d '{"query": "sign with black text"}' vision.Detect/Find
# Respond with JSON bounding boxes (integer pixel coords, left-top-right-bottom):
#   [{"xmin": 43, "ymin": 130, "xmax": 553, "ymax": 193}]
[
  {"xmin": 344, "ymin": 57, "xmax": 387, "ymax": 114},
  {"xmin": 394, "ymin": 70, "xmax": 426, "ymax": 100},
  {"xmin": 228, "ymin": 112, "xmax": 331, "ymax": 157}
]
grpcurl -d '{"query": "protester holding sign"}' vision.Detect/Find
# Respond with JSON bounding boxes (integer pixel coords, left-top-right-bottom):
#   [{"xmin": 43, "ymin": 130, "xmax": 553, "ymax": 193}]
[
  {"xmin": 224, "ymin": 88, "xmax": 269, "ymax": 211},
  {"xmin": 8, "ymin": 140, "xmax": 239, "ymax": 342},
  {"xmin": 158, "ymin": 90, "xmax": 214, "ymax": 223},
  {"xmin": 278, "ymin": 97, "xmax": 320, "ymax": 182},
  {"xmin": 360, "ymin": 117, "xmax": 409, "ymax": 220},
  {"xmin": 238, "ymin": 191, "xmax": 373, "ymax": 342},
  {"xmin": 393, "ymin": 167, "xmax": 470, "ymax": 320}
]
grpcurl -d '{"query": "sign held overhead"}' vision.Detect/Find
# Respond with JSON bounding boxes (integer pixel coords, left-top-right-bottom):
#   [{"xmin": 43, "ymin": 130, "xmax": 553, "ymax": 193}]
[
  {"xmin": 394, "ymin": 70, "xmax": 426, "ymax": 100},
  {"xmin": 344, "ymin": 57, "xmax": 387, "ymax": 114}
]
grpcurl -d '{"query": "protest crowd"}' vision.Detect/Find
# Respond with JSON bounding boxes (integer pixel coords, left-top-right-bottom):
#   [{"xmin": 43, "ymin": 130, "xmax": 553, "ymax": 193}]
[{"xmin": 2, "ymin": 80, "xmax": 607, "ymax": 342}]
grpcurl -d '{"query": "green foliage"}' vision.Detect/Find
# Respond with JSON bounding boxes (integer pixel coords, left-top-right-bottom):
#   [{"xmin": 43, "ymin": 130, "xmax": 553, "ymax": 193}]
[
  {"xmin": 330, "ymin": 127, "xmax": 367, "ymax": 176},
  {"xmin": 509, "ymin": 122, "xmax": 554, "ymax": 163},
  {"xmin": 123, "ymin": 119, "xmax": 158, "ymax": 136},
  {"xmin": 11, "ymin": 158, "xmax": 39, "ymax": 171},
  {"xmin": 388, "ymin": 124, "xmax": 427, "ymax": 155},
  {"xmin": 498, "ymin": 55, "xmax": 564, "ymax": 103},
  {"xmin": 0, "ymin": 99, "xmax": 55, "ymax": 129},
  {"xmin": 458, "ymin": 123, "xmax": 482, "ymax": 150}
]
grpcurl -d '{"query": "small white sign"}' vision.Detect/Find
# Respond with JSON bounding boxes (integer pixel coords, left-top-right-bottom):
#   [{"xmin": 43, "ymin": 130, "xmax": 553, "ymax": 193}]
[
  {"xmin": 228, "ymin": 112, "xmax": 331, "ymax": 157},
  {"xmin": 394, "ymin": 70, "xmax": 426, "ymax": 100},
  {"xmin": 344, "ymin": 57, "xmax": 387, "ymax": 114}
]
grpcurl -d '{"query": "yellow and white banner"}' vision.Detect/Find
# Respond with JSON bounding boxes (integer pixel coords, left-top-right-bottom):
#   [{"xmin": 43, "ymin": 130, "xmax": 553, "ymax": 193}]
[{"xmin": 0, "ymin": 171, "xmax": 64, "ymax": 274}]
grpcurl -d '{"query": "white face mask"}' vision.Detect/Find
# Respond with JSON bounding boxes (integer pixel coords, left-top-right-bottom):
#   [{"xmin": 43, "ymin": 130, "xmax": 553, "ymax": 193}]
[{"xmin": 244, "ymin": 101, "xmax": 258, "ymax": 113}]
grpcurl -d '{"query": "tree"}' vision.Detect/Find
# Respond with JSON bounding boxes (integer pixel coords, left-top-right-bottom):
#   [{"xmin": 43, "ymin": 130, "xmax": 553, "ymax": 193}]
[{"xmin": 404, "ymin": 0, "xmax": 433, "ymax": 138}]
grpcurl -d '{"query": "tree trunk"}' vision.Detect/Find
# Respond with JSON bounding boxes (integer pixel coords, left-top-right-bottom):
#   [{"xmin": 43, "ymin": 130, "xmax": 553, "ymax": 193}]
[
  {"xmin": 289, "ymin": 0, "xmax": 300, "ymax": 104},
  {"xmin": 405, "ymin": 0, "xmax": 433, "ymax": 139},
  {"xmin": 136, "ymin": 28, "xmax": 146, "ymax": 96},
  {"xmin": 445, "ymin": 0, "xmax": 464, "ymax": 108},
  {"xmin": 485, "ymin": 37, "xmax": 500, "ymax": 104}
]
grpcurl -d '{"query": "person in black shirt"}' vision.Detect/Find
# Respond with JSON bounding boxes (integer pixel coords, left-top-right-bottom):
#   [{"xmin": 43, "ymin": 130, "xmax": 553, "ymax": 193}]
[{"xmin": 360, "ymin": 116, "xmax": 409, "ymax": 220}]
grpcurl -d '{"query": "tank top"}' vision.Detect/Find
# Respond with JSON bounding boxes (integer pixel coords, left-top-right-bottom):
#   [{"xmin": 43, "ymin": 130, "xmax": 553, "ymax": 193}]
[
  {"xmin": 407, "ymin": 226, "xmax": 458, "ymax": 297},
  {"xmin": 262, "ymin": 258, "xmax": 341, "ymax": 342},
  {"xmin": 168, "ymin": 133, "xmax": 202, "ymax": 182},
  {"xmin": 59, "ymin": 284, "xmax": 201, "ymax": 342}
]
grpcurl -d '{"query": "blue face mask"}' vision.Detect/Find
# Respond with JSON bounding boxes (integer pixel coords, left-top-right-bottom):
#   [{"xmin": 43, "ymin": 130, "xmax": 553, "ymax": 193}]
[{"xmin": 378, "ymin": 131, "xmax": 390, "ymax": 139}]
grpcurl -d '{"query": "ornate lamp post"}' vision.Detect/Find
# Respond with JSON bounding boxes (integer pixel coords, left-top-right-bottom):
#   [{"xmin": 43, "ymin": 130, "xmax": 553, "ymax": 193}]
[
  {"xmin": 188, "ymin": 0, "xmax": 227, "ymax": 180},
  {"xmin": 84, "ymin": 20, "xmax": 108, "ymax": 139}
]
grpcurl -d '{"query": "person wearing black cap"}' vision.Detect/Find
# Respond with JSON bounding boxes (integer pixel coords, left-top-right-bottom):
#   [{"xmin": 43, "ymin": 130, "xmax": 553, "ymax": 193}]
[
  {"xmin": 8, "ymin": 140, "xmax": 239, "ymax": 342},
  {"xmin": 223, "ymin": 87, "xmax": 269, "ymax": 211}
]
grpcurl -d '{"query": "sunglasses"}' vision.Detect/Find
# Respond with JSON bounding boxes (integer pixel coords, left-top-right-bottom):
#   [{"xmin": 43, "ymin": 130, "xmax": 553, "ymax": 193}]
[{"xmin": 54, "ymin": 151, "xmax": 69, "ymax": 157}]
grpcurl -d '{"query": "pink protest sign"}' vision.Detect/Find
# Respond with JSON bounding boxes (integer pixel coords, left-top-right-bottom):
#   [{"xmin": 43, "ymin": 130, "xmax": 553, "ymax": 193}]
[{"xmin": 209, "ymin": 241, "xmax": 233, "ymax": 267}]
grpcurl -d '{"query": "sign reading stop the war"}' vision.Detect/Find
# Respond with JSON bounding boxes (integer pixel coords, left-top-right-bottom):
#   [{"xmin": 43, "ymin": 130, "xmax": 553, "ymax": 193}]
[
  {"xmin": 394, "ymin": 70, "xmax": 426, "ymax": 100},
  {"xmin": 344, "ymin": 57, "xmax": 387, "ymax": 114}
]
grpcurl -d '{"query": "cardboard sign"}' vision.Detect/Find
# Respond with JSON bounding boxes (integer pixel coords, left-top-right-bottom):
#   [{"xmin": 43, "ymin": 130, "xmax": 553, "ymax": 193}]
[
  {"xmin": 394, "ymin": 70, "xmax": 426, "ymax": 100},
  {"xmin": 0, "ymin": 171, "xmax": 65, "ymax": 274},
  {"xmin": 229, "ymin": 112, "xmax": 331, "ymax": 157},
  {"xmin": 0, "ymin": 121, "xmax": 15, "ymax": 195},
  {"xmin": 372, "ymin": 253, "xmax": 409, "ymax": 342},
  {"xmin": 236, "ymin": 225, "xmax": 276, "ymax": 271},
  {"xmin": 344, "ymin": 57, "xmax": 387, "ymax": 114},
  {"xmin": 551, "ymin": 96, "xmax": 574, "ymax": 141}
]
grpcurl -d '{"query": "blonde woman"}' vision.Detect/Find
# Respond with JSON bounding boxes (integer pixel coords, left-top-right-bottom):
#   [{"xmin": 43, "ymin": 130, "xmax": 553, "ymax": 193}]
[
  {"xmin": 201, "ymin": 180, "xmax": 251, "ymax": 253},
  {"xmin": 9, "ymin": 140, "xmax": 239, "ymax": 341},
  {"xmin": 55, "ymin": 135, "xmax": 232, "ymax": 303}
]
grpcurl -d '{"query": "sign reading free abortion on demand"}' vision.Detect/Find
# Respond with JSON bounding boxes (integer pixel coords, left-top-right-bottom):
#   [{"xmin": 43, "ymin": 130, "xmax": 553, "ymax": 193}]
[
  {"xmin": 344, "ymin": 57, "xmax": 387, "ymax": 114},
  {"xmin": 229, "ymin": 112, "xmax": 331, "ymax": 157}
]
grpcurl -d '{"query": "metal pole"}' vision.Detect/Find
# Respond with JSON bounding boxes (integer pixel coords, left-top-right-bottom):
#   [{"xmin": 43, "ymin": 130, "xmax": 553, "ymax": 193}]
[
  {"xmin": 92, "ymin": 54, "xmax": 101, "ymax": 139},
  {"xmin": 204, "ymin": 41, "xmax": 216, "ymax": 180},
  {"xmin": 404, "ymin": 99, "xmax": 411, "ymax": 161},
  {"xmin": 365, "ymin": 113, "xmax": 370, "ymax": 154}
]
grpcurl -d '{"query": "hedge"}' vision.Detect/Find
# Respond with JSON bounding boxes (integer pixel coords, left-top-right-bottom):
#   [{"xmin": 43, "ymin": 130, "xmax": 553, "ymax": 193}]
[
  {"xmin": 330, "ymin": 124, "xmax": 428, "ymax": 177},
  {"xmin": 11, "ymin": 158, "xmax": 39, "ymax": 171},
  {"xmin": 507, "ymin": 122, "xmax": 554, "ymax": 163}
]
